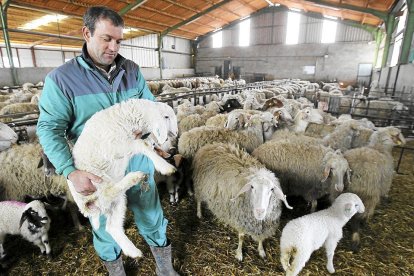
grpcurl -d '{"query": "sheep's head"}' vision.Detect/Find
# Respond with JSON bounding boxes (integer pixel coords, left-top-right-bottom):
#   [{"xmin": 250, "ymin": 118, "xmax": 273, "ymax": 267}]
[
  {"xmin": 231, "ymin": 168, "xmax": 292, "ymax": 221},
  {"xmin": 0, "ymin": 122, "xmax": 18, "ymax": 144},
  {"xmin": 322, "ymin": 149, "xmax": 350, "ymax": 192},
  {"xmin": 19, "ymin": 200, "xmax": 50, "ymax": 230},
  {"xmin": 369, "ymin": 126, "xmax": 406, "ymax": 147},
  {"xmin": 334, "ymin": 193, "xmax": 365, "ymax": 218},
  {"xmin": 225, "ymin": 112, "xmax": 249, "ymax": 130},
  {"xmin": 153, "ymin": 102, "xmax": 178, "ymax": 149}
]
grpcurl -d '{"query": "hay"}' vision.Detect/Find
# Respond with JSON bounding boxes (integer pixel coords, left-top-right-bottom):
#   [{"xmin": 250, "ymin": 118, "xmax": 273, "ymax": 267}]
[{"xmin": 2, "ymin": 143, "xmax": 413, "ymax": 275}]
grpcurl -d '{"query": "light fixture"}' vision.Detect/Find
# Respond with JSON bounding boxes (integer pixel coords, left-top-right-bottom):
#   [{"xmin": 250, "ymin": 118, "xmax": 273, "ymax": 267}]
[
  {"xmin": 123, "ymin": 27, "xmax": 139, "ymax": 34},
  {"xmin": 264, "ymin": 0, "xmax": 274, "ymax": 6},
  {"xmin": 19, "ymin": 14, "xmax": 68, "ymax": 30}
]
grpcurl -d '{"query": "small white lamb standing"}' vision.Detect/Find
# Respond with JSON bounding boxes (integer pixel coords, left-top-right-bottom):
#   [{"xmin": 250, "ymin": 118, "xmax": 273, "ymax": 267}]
[
  {"xmin": 0, "ymin": 200, "xmax": 51, "ymax": 259},
  {"xmin": 68, "ymin": 99, "xmax": 177, "ymax": 259},
  {"xmin": 280, "ymin": 193, "xmax": 365, "ymax": 276}
]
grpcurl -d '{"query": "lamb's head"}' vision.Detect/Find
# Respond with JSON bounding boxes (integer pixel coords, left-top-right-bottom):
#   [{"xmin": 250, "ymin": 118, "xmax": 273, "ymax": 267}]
[
  {"xmin": 19, "ymin": 200, "xmax": 50, "ymax": 231},
  {"xmin": 151, "ymin": 102, "xmax": 178, "ymax": 150},
  {"xmin": 0, "ymin": 122, "xmax": 18, "ymax": 144},
  {"xmin": 333, "ymin": 193, "xmax": 365, "ymax": 218},
  {"xmin": 321, "ymin": 149, "xmax": 350, "ymax": 192},
  {"xmin": 231, "ymin": 168, "xmax": 292, "ymax": 221}
]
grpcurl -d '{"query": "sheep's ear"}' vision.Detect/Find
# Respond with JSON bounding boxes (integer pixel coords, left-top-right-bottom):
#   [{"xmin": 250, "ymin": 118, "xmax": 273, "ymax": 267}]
[
  {"xmin": 346, "ymin": 168, "xmax": 352, "ymax": 184},
  {"xmin": 37, "ymin": 157, "xmax": 44, "ymax": 168},
  {"xmin": 19, "ymin": 208, "xmax": 32, "ymax": 229},
  {"xmin": 231, "ymin": 183, "xmax": 251, "ymax": 202},
  {"xmin": 321, "ymin": 166, "xmax": 331, "ymax": 182},
  {"xmin": 344, "ymin": 203, "xmax": 354, "ymax": 218}
]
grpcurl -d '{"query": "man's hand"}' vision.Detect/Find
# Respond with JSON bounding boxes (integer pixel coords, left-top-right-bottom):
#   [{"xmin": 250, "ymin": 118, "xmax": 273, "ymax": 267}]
[{"xmin": 68, "ymin": 170, "xmax": 102, "ymax": 196}]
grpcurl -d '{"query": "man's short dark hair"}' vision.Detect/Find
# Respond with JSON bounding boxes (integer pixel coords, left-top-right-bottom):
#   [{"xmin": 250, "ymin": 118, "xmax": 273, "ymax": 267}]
[{"xmin": 83, "ymin": 6, "xmax": 124, "ymax": 35}]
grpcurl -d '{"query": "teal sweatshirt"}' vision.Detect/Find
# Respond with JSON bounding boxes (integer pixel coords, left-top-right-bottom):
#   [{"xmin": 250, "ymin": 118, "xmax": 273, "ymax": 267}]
[{"xmin": 37, "ymin": 45, "xmax": 155, "ymax": 178}]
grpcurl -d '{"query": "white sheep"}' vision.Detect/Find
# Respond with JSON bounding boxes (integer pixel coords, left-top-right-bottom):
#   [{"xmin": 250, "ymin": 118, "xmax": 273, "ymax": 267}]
[
  {"xmin": 193, "ymin": 143, "xmax": 292, "ymax": 261},
  {"xmin": 68, "ymin": 99, "xmax": 177, "ymax": 259},
  {"xmin": 280, "ymin": 193, "xmax": 365, "ymax": 276},
  {"xmin": 252, "ymin": 139, "xmax": 350, "ymax": 212},
  {"xmin": 0, "ymin": 200, "xmax": 51, "ymax": 259},
  {"xmin": 331, "ymin": 126, "xmax": 405, "ymax": 251},
  {"xmin": 0, "ymin": 122, "xmax": 18, "ymax": 152}
]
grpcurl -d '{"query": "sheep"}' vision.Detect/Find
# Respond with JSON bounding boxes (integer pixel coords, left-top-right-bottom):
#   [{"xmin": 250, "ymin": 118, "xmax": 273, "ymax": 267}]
[
  {"xmin": 0, "ymin": 200, "xmax": 51, "ymax": 259},
  {"xmin": 280, "ymin": 193, "xmax": 365, "ymax": 276},
  {"xmin": 330, "ymin": 126, "xmax": 406, "ymax": 251},
  {"xmin": 193, "ymin": 143, "xmax": 292, "ymax": 261},
  {"xmin": 252, "ymin": 140, "xmax": 350, "ymax": 212},
  {"xmin": 205, "ymin": 113, "xmax": 228, "ymax": 128},
  {"xmin": 68, "ymin": 99, "xmax": 177, "ymax": 259},
  {"xmin": 304, "ymin": 122, "xmax": 335, "ymax": 138},
  {"xmin": 178, "ymin": 110, "xmax": 270, "ymax": 160},
  {"xmin": 0, "ymin": 122, "xmax": 18, "ymax": 152},
  {"xmin": 0, "ymin": 143, "xmax": 83, "ymax": 230},
  {"xmin": 178, "ymin": 101, "xmax": 221, "ymax": 134},
  {"xmin": 0, "ymin": 103, "xmax": 39, "ymax": 116}
]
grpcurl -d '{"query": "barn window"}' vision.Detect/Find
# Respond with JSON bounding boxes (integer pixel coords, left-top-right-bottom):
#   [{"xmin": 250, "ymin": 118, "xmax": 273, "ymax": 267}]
[
  {"xmin": 321, "ymin": 17, "xmax": 337, "ymax": 44},
  {"xmin": 213, "ymin": 31, "xmax": 222, "ymax": 48},
  {"xmin": 239, "ymin": 18, "xmax": 250, "ymax": 47},
  {"xmin": 286, "ymin": 12, "xmax": 300, "ymax": 45}
]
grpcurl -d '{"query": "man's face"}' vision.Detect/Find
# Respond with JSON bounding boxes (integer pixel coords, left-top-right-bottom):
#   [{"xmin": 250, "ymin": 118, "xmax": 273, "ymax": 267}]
[{"xmin": 82, "ymin": 19, "xmax": 123, "ymax": 67}]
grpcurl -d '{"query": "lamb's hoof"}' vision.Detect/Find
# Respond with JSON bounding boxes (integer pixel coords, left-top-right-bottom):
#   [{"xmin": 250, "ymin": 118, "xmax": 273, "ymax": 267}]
[
  {"xmin": 123, "ymin": 248, "xmax": 143, "ymax": 259},
  {"xmin": 130, "ymin": 171, "xmax": 148, "ymax": 184},
  {"xmin": 235, "ymin": 251, "xmax": 243, "ymax": 262},
  {"xmin": 327, "ymin": 265, "xmax": 335, "ymax": 273},
  {"xmin": 259, "ymin": 250, "xmax": 266, "ymax": 259}
]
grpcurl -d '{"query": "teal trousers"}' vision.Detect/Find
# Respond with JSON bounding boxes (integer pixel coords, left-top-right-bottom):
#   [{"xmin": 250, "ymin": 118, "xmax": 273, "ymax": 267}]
[{"xmin": 90, "ymin": 154, "xmax": 168, "ymax": 261}]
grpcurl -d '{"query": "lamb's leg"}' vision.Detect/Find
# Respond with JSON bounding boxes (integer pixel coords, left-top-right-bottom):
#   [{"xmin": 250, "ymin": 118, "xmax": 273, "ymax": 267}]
[
  {"xmin": 0, "ymin": 234, "xmax": 5, "ymax": 259},
  {"xmin": 196, "ymin": 200, "xmax": 202, "ymax": 218},
  {"xmin": 257, "ymin": 239, "xmax": 266, "ymax": 259},
  {"xmin": 166, "ymin": 178, "xmax": 179, "ymax": 205},
  {"xmin": 310, "ymin": 200, "xmax": 318, "ymax": 213},
  {"xmin": 350, "ymin": 217, "xmax": 362, "ymax": 252},
  {"xmin": 235, "ymin": 232, "xmax": 245, "ymax": 261},
  {"xmin": 133, "ymin": 140, "xmax": 176, "ymax": 175},
  {"xmin": 32, "ymin": 238, "xmax": 47, "ymax": 255},
  {"xmin": 324, "ymin": 237, "xmax": 338, "ymax": 273},
  {"xmin": 105, "ymin": 198, "xmax": 142, "ymax": 259},
  {"xmin": 103, "ymin": 171, "xmax": 148, "ymax": 201},
  {"xmin": 67, "ymin": 201, "xmax": 84, "ymax": 231},
  {"xmin": 41, "ymin": 233, "xmax": 51, "ymax": 255},
  {"xmin": 286, "ymin": 249, "xmax": 311, "ymax": 276}
]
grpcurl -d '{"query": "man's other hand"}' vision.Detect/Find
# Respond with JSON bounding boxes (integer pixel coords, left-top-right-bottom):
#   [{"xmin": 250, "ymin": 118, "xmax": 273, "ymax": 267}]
[{"xmin": 68, "ymin": 170, "xmax": 102, "ymax": 196}]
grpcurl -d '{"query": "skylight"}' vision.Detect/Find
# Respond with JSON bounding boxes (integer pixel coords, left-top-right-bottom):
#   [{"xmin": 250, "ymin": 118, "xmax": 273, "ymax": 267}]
[
  {"xmin": 239, "ymin": 19, "xmax": 250, "ymax": 47},
  {"xmin": 286, "ymin": 12, "xmax": 300, "ymax": 45},
  {"xmin": 19, "ymin": 14, "xmax": 68, "ymax": 30}
]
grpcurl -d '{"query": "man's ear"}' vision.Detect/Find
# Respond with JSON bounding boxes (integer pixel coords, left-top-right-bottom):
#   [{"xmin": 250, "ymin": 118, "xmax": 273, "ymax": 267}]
[{"xmin": 82, "ymin": 26, "xmax": 91, "ymax": 42}]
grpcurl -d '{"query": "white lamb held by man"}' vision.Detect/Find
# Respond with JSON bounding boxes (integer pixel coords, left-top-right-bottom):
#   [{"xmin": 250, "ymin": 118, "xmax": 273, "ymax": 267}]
[
  {"xmin": 280, "ymin": 193, "xmax": 365, "ymax": 276},
  {"xmin": 68, "ymin": 99, "xmax": 177, "ymax": 259}
]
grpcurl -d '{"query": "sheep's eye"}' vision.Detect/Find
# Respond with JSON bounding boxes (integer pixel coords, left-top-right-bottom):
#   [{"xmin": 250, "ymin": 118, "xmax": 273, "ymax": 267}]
[
  {"xmin": 355, "ymin": 204, "xmax": 359, "ymax": 207},
  {"xmin": 250, "ymin": 185, "xmax": 254, "ymax": 189},
  {"xmin": 270, "ymin": 188, "xmax": 275, "ymax": 192},
  {"xmin": 164, "ymin": 116, "xmax": 169, "ymax": 119}
]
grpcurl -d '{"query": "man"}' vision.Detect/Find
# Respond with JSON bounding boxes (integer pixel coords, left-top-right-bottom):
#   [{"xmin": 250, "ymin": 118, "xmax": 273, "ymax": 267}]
[{"xmin": 37, "ymin": 6, "xmax": 179, "ymax": 276}]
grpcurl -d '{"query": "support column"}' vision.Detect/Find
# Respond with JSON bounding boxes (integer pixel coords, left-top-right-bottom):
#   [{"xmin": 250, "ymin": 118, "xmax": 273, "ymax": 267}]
[
  {"xmin": 0, "ymin": 1, "xmax": 18, "ymax": 85},
  {"xmin": 398, "ymin": 0, "xmax": 414, "ymax": 64},
  {"xmin": 158, "ymin": 33, "xmax": 163, "ymax": 80},
  {"xmin": 373, "ymin": 29, "xmax": 384, "ymax": 68},
  {"xmin": 381, "ymin": 13, "xmax": 396, "ymax": 68}
]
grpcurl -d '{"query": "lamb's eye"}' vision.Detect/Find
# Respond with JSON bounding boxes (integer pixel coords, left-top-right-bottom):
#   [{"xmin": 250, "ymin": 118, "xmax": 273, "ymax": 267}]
[
  {"xmin": 355, "ymin": 204, "xmax": 359, "ymax": 207},
  {"xmin": 250, "ymin": 185, "xmax": 254, "ymax": 189},
  {"xmin": 270, "ymin": 188, "xmax": 274, "ymax": 192},
  {"xmin": 164, "ymin": 116, "xmax": 169, "ymax": 119}
]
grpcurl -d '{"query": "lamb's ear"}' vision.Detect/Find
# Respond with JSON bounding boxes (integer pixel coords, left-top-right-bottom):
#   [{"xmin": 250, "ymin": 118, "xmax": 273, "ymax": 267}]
[
  {"xmin": 321, "ymin": 165, "xmax": 331, "ymax": 182},
  {"xmin": 344, "ymin": 203, "xmax": 354, "ymax": 218},
  {"xmin": 173, "ymin": 154, "xmax": 183, "ymax": 167},
  {"xmin": 231, "ymin": 183, "xmax": 251, "ymax": 202},
  {"xmin": 19, "ymin": 208, "xmax": 32, "ymax": 229}
]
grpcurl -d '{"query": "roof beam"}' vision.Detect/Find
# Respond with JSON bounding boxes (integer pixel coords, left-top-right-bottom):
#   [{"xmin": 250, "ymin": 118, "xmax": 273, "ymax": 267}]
[
  {"xmin": 29, "ymin": 29, "xmax": 82, "ymax": 47},
  {"xmin": 119, "ymin": 0, "xmax": 147, "ymax": 16},
  {"xmin": 304, "ymin": 0, "xmax": 388, "ymax": 21},
  {"xmin": 161, "ymin": 0, "xmax": 231, "ymax": 36}
]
